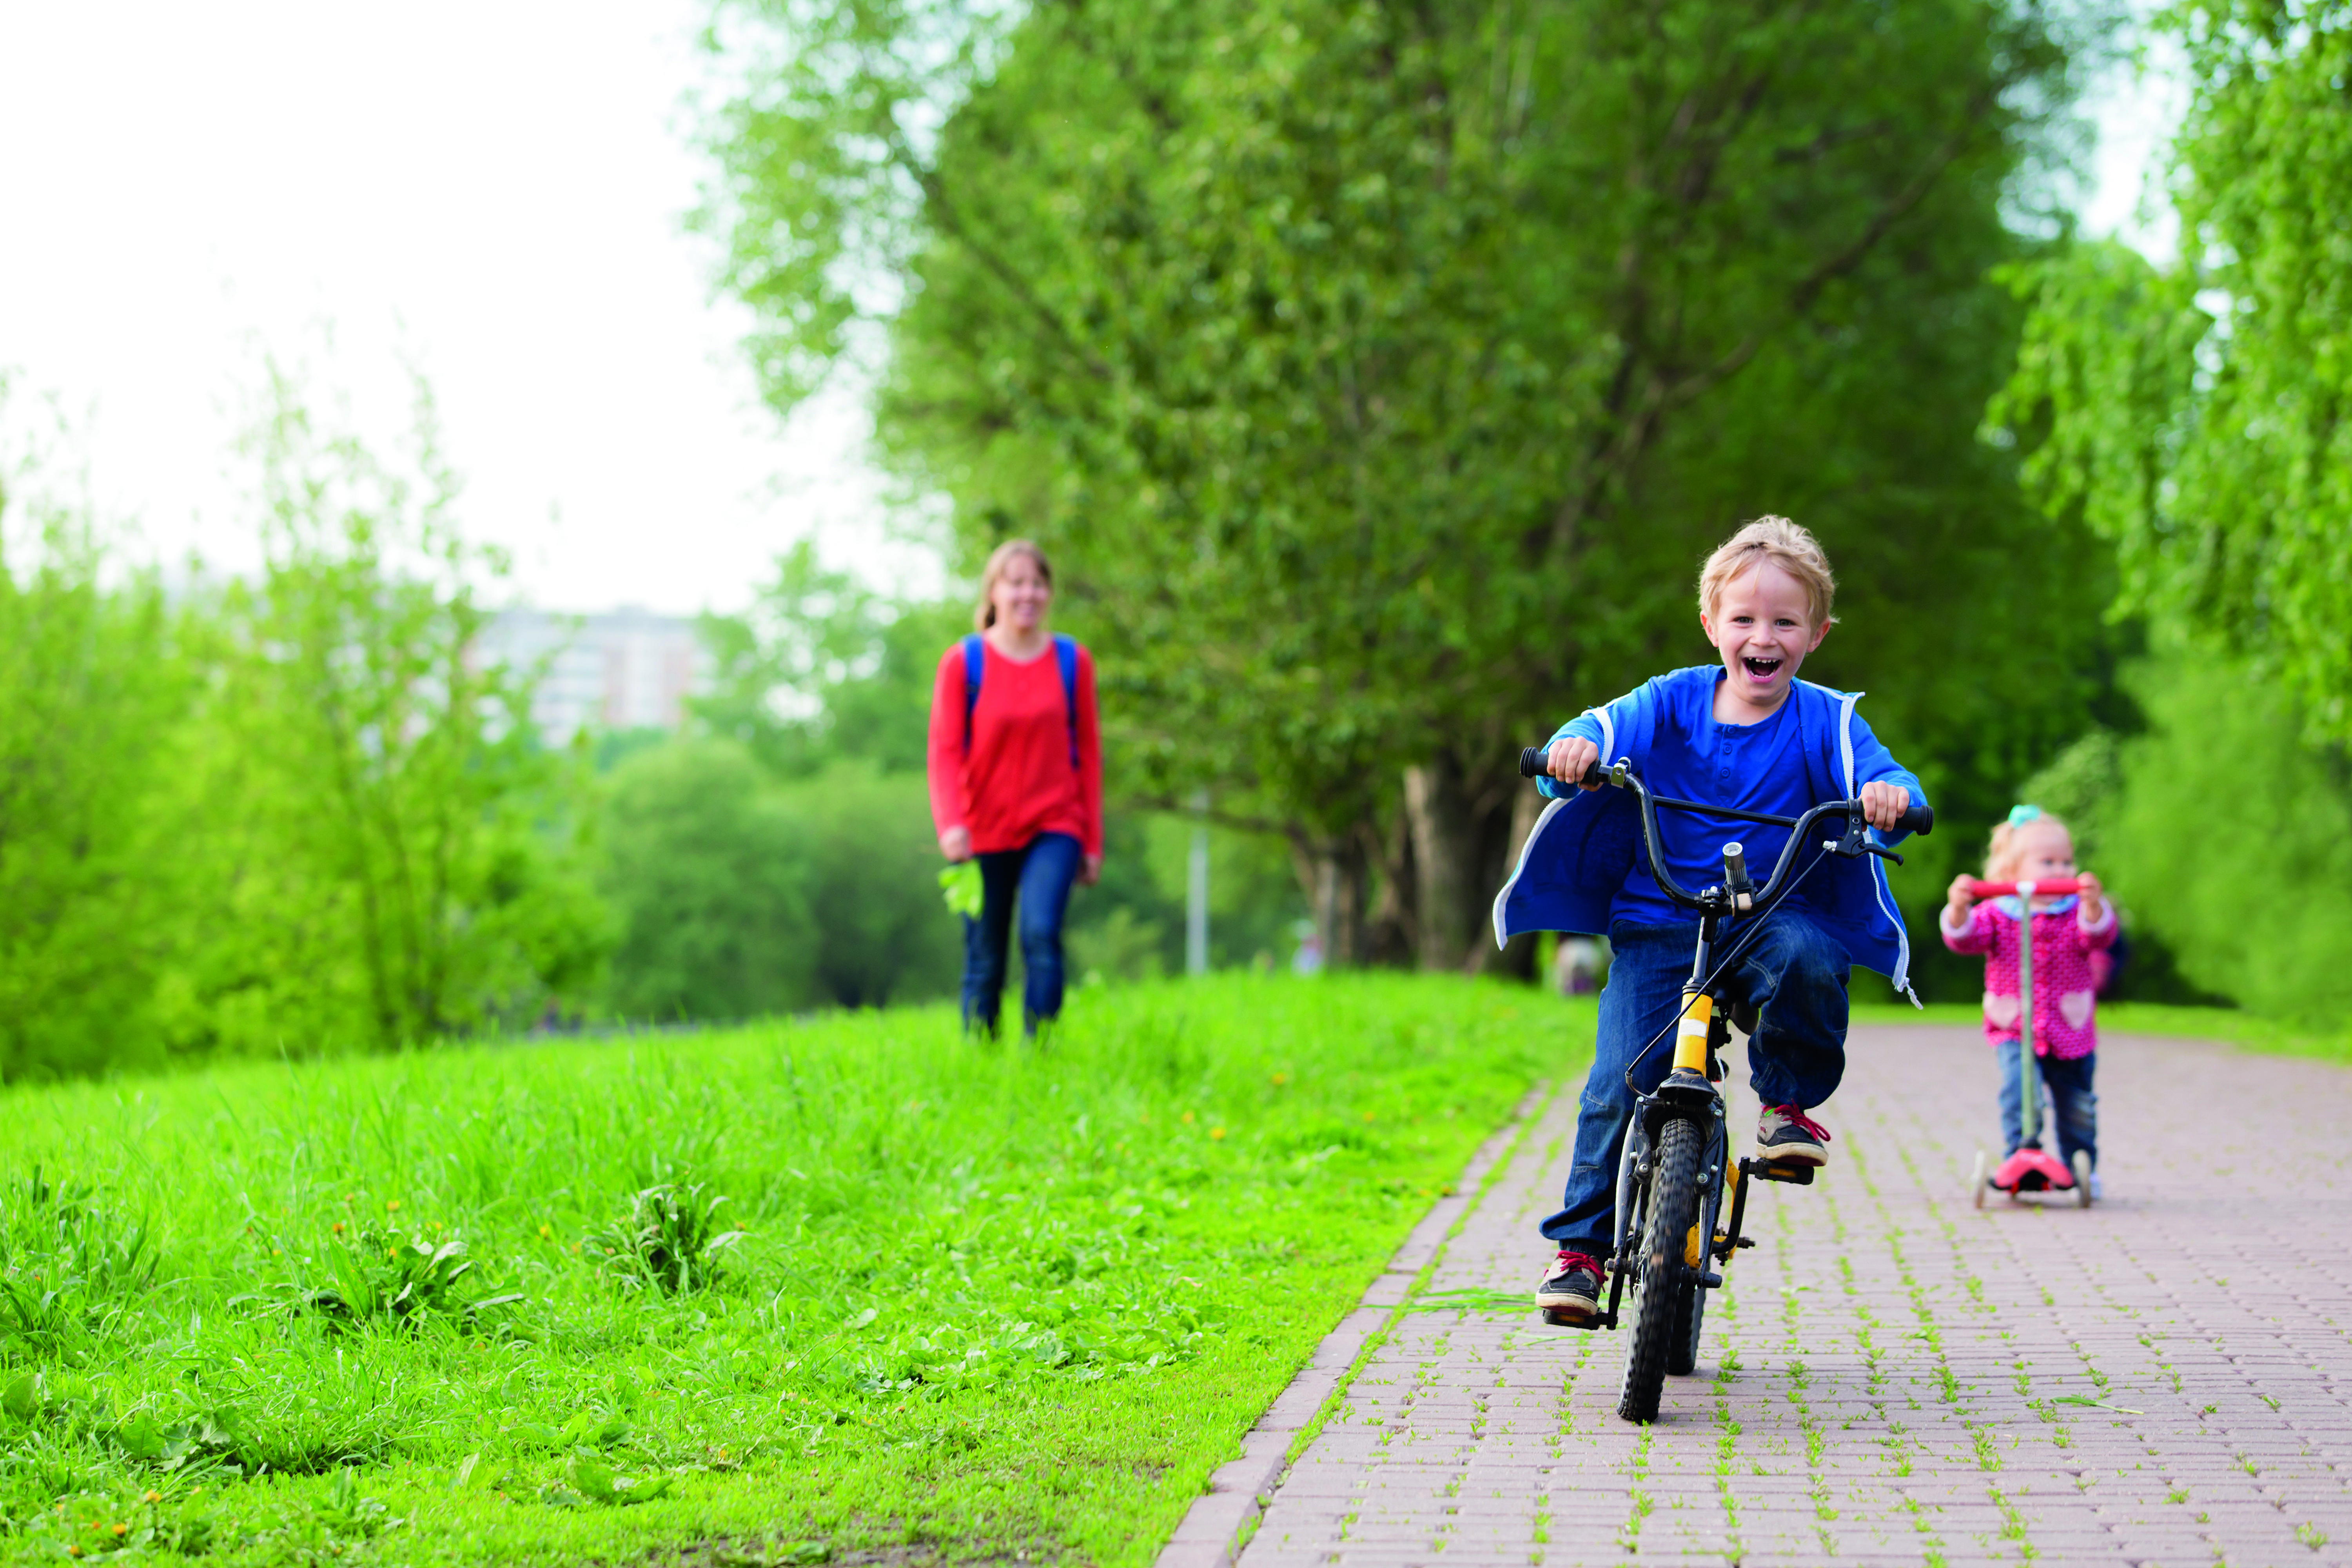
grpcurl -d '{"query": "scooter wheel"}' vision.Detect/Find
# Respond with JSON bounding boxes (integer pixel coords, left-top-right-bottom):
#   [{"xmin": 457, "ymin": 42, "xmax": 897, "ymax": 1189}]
[
  {"xmin": 2072, "ymin": 1150, "xmax": 2093, "ymax": 1208},
  {"xmin": 1969, "ymin": 1149, "xmax": 1989, "ymax": 1210}
]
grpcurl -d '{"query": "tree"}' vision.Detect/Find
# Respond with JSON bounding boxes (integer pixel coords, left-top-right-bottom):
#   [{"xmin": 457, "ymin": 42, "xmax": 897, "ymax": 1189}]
[
  {"xmin": 0, "ymin": 385, "xmax": 191, "ymax": 1080},
  {"xmin": 703, "ymin": 0, "xmax": 2118, "ymax": 973},
  {"xmin": 161, "ymin": 372, "xmax": 606, "ymax": 1054},
  {"xmin": 601, "ymin": 739, "xmax": 822, "ymax": 1019},
  {"xmin": 1996, "ymin": 0, "xmax": 2352, "ymax": 742},
  {"xmin": 694, "ymin": 541, "xmax": 967, "ymax": 777}
]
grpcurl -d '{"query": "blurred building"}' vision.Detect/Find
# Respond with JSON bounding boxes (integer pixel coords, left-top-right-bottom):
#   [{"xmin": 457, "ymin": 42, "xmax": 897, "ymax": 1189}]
[{"xmin": 475, "ymin": 607, "xmax": 707, "ymax": 744}]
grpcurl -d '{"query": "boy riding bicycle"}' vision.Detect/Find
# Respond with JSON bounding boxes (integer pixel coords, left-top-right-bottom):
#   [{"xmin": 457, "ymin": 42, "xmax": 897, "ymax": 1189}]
[{"xmin": 1494, "ymin": 518, "xmax": 1926, "ymax": 1326}]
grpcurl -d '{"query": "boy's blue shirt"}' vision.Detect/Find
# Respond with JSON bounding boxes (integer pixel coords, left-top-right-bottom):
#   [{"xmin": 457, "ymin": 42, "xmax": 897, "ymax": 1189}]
[{"xmin": 1492, "ymin": 666, "xmax": 1927, "ymax": 999}]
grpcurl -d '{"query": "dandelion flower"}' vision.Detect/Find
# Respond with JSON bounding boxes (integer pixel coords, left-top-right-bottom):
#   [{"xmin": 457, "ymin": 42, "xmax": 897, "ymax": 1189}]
[
  {"xmin": 142, "ymin": 1492, "xmax": 161, "ymax": 1504},
  {"xmin": 1210, "ymin": 1127, "xmax": 1227, "ymax": 1141},
  {"xmin": 331, "ymin": 1222, "xmax": 345, "ymax": 1235},
  {"xmin": 1363, "ymin": 1111, "xmax": 1376, "ymax": 1122},
  {"xmin": 386, "ymin": 1199, "xmax": 401, "ymax": 1212},
  {"xmin": 1181, "ymin": 1111, "xmax": 1195, "ymax": 1125},
  {"xmin": 538, "ymin": 1224, "xmax": 552, "ymax": 1239},
  {"xmin": 112, "ymin": 1524, "xmax": 127, "ymax": 1536},
  {"xmin": 1271, "ymin": 1073, "xmax": 1289, "ymax": 1086}
]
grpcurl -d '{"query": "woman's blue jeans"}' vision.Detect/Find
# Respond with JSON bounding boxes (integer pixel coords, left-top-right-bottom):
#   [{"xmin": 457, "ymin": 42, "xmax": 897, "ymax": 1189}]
[
  {"xmin": 1997, "ymin": 1040, "xmax": 2097, "ymax": 1169},
  {"xmin": 1539, "ymin": 911, "xmax": 1852, "ymax": 1259},
  {"xmin": 961, "ymin": 831, "xmax": 1082, "ymax": 1037}
]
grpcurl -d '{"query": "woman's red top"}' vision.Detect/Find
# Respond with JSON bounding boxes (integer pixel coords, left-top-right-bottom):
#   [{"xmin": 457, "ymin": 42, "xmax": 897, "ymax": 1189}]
[{"xmin": 926, "ymin": 637, "xmax": 1102, "ymax": 858}]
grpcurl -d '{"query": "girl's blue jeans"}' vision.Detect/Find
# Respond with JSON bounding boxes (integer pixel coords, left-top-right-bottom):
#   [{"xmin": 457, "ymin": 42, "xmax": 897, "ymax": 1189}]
[
  {"xmin": 1539, "ymin": 911, "xmax": 1851, "ymax": 1260},
  {"xmin": 961, "ymin": 831, "xmax": 1082, "ymax": 1037},
  {"xmin": 1997, "ymin": 1039, "xmax": 2097, "ymax": 1169}
]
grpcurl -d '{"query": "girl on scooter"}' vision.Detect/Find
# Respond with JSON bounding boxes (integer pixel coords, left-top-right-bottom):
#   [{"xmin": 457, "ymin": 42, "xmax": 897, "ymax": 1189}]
[{"xmin": 1940, "ymin": 806, "xmax": 2115, "ymax": 1197}]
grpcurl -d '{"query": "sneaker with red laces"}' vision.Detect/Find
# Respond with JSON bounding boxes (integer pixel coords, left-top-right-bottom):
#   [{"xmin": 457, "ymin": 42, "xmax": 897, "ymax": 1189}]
[
  {"xmin": 1535, "ymin": 1249, "xmax": 1605, "ymax": 1327},
  {"xmin": 1757, "ymin": 1103, "xmax": 1831, "ymax": 1167}
]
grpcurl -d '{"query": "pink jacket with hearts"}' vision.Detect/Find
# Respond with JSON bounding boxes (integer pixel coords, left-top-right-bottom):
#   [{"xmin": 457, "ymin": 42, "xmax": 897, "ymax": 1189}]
[{"xmin": 1938, "ymin": 895, "xmax": 2118, "ymax": 1059}]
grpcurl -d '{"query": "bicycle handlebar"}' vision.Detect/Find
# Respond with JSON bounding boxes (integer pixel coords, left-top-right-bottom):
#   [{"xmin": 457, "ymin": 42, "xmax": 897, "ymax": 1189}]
[
  {"xmin": 1968, "ymin": 877, "xmax": 2081, "ymax": 897},
  {"xmin": 1516, "ymin": 744, "xmax": 1934, "ymax": 838}
]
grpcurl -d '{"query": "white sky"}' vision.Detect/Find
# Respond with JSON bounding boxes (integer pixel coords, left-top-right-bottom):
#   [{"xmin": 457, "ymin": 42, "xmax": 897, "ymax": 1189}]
[{"xmin": 1, "ymin": 5, "xmax": 2185, "ymax": 617}]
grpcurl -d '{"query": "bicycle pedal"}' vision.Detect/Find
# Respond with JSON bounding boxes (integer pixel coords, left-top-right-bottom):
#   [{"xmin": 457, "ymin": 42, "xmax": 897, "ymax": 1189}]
[
  {"xmin": 1740, "ymin": 1157, "xmax": 1815, "ymax": 1185},
  {"xmin": 1540, "ymin": 1306, "xmax": 1606, "ymax": 1331}
]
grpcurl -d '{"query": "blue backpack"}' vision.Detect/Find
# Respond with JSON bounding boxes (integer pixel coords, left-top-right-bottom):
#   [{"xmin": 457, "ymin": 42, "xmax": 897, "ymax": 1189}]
[{"xmin": 961, "ymin": 633, "xmax": 1081, "ymax": 770}]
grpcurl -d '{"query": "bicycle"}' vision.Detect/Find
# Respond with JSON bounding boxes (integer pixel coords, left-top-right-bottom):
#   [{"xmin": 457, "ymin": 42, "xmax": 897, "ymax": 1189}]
[{"xmin": 1514, "ymin": 746, "xmax": 1934, "ymax": 1423}]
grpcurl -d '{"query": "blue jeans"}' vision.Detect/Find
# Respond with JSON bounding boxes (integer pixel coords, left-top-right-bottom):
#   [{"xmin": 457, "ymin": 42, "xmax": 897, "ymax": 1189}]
[
  {"xmin": 1540, "ymin": 910, "xmax": 1852, "ymax": 1258},
  {"xmin": 962, "ymin": 832, "xmax": 1082, "ymax": 1036},
  {"xmin": 1997, "ymin": 1040, "xmax": 2097, "ymax": 1169}
]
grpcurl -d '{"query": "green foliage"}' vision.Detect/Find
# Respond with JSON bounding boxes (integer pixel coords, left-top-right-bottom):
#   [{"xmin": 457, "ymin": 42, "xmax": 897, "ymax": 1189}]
[
  {"xmin": 694, "ymin": 543, "xmax": 966, "ymax": 779},
  {"xmin": 0, "ymin": 1168, "xmax": 158, "ymax": 1361},
  {"xmin": 2018, "ymin": 727, "xmax": 2124, "ymax": 869},
  {"xmin": 591, "ymin": 1180, "xmax": 747, "ymax": 1295},
  {"xmin": 600, "ymin": 739, "xmax": 820, "ymax": 1020},
  {"xmin": 1983, "ymin": 1, "xmax": 2352, "ymax": 1023},
  {"xmin": 938, "ymin": 861, "xmax": 983, "ymax": 919},
  {"xmin": 599, "ymin": 741, "xmax": 962, "ymax": 1016},
  {"xmin": 781, "ymin": 762, "xmax": 965, "ymax": 1007},
  {"xmin": 0, "ymin": 372, "xmax": 606, "ymax": 1078},
  {"xmin": 269, "ymin": 1225, "xmax": 523, "ymax": 1332},
  {"xmin": 0, "ymin": 388, "xmax": 191, "ymax": 1080},
  {"xmin": 2098, "ymin": 652, "xmax": 2352, "ymax": 1024},
  {"xmin": 162, "ymin": 370, "xmax": 608, "ymax": 1053},
  {"xmin": 701, "ymin": 0, "xmax": 2125, "ymax": 962},
  {"xmin": 0, "ymin": 975, "xmax": 1562, "ymax": 1564},
  {"xmin": 1997, "ymin": 2, "xmax": 2352, "ymax": 742}
]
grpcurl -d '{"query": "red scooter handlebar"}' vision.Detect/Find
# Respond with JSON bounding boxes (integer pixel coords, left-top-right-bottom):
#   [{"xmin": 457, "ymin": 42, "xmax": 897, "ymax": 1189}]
[{"xmin": 1968, "ymin": 877, "xmax": 2082, "ymax": 897}]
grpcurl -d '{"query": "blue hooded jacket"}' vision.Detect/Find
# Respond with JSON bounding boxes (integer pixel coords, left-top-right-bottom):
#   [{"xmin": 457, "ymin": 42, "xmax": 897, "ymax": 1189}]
[{"xmin": 1491, "ymin": 668, "xmax": 1926, "ymax": 1000}]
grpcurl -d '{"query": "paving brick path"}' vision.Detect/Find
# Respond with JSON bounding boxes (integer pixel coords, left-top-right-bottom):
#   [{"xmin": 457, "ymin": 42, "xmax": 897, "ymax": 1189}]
[{"xmin": 1161, "ymin": 1025, "xmax": 2352, "ymax": 1568}]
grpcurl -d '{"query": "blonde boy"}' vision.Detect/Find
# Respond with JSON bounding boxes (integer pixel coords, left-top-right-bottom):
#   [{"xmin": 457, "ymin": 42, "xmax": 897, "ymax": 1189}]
[{"xmin": 1493, "ymin": 518, "xmax": 1925, "ymax": 1326}]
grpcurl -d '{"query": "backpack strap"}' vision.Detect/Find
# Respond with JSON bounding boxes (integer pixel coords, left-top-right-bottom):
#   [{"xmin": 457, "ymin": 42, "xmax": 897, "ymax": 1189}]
[
  {"xmin": 1054, "ymin": 635, "xmax": 1080, "ymax": 771},
  {"xmin": 962, "ymin": 633, "xmax": 1082, "ymax": 772},
  {"xmin": 961, "ymin": 634, "xmax": 985, "ymax": 757}
]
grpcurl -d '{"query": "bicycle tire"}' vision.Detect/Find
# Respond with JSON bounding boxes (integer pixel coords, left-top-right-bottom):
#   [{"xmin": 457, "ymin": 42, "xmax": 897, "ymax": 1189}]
[
  {"xmin": 1618, "ymin": 1116, "xmax": 1702, "ymax": 1423},
  {"xmin": 1666, "ymin": 1258, "xmax": 1705, "ymax": 1376},
  {"xmin": 1665, "ymin": 1137, "xmax": 1723, "ymax": 1377}
]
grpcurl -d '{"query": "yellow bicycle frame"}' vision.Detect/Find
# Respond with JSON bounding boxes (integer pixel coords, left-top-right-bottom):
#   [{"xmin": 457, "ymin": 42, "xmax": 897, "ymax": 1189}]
[{"xmin": 1672, "ymin": 990, "xmax": 1712, "ymax": 1074}]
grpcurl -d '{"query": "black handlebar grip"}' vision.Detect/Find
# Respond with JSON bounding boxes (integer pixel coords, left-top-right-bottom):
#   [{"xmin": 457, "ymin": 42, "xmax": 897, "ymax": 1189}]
[
  {"xmin": 1519, "ymin": 746, "xmax": 1602, "ymax": 786},
  {"xmin": 1900, "ymin": 801, "xmax": 1934, "ymax": 836}
]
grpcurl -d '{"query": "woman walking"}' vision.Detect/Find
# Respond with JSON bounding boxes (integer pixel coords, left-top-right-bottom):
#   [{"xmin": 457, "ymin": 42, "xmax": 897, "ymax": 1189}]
[{"xmin": 926, "ymin": 540, "xmax": 1102, "ymax": 1037}]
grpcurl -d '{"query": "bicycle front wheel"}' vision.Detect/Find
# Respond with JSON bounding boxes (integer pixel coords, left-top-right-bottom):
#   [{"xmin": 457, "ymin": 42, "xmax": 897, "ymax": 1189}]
[{"xmin": 1618, "ymin": 1115, "xmax": 1703, "ymax": 1423}]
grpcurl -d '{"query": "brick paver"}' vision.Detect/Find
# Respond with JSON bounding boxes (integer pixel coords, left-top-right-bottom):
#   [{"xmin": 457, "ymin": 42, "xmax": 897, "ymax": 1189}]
[{"xmin": 1163, "ymin": 1026, "xmax": 2352, "ymax": 1568}]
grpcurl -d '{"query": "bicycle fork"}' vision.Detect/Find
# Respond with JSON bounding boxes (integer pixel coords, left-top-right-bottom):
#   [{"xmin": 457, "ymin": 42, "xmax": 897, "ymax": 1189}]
[{"xmin": 1605, "ymin": 987, "xmax": 1803, "ymax": 1329}]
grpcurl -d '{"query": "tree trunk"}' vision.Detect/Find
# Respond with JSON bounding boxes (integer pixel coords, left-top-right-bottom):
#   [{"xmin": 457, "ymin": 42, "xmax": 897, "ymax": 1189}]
[
  {"xmin": 1363, "ymin": 807, "xmax": 1416, "ymax": 967},
  {"xmin": 1403, "ymin": 755, "xmax": 1479, "ymax": 971},
  {"xmin": 1291, "ymin": 829, "xmax": 1369, "ymax": 968}
]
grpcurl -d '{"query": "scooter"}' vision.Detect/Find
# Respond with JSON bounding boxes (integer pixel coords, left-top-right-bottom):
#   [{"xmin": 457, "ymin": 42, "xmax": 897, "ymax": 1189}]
[{"xmin": 1965, "ymin": 876, "xmax": 2094, "ymax": 1209}]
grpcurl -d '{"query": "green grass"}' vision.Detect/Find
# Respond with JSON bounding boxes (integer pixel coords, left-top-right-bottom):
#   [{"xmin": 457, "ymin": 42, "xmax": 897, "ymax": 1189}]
[
  {"xmin": 1849, "ymin": 998, "xmax": 2352, "ymax": 1067},
  {"xmin": 0, "ymin": 975, "xmax": 1584, "ymax": 1566}
]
